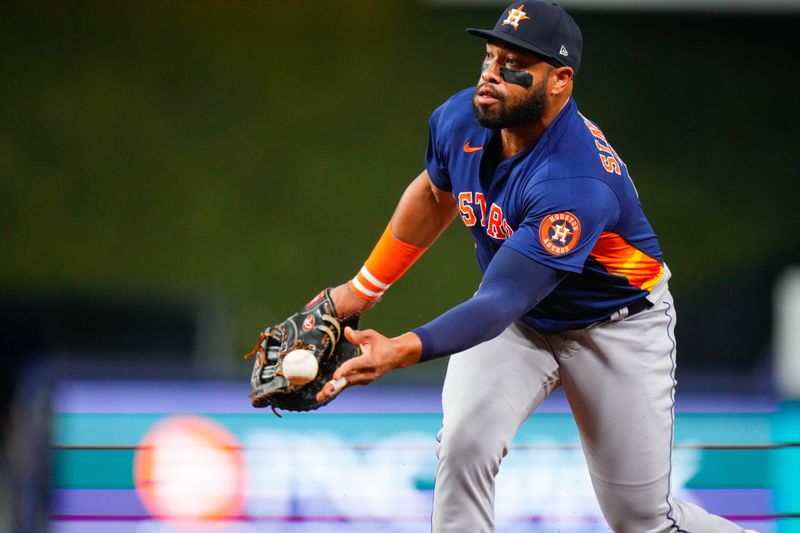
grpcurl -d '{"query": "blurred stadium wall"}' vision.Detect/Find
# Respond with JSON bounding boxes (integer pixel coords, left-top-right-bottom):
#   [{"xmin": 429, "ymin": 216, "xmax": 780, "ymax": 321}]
[{"xmin": 1, "ymin": 0, "xmax": 798, "ymax": 391}]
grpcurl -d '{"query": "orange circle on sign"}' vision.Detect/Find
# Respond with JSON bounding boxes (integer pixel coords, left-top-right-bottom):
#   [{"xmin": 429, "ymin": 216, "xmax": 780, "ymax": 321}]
[
  {"xmin": 133, "ymin": 415, "xmax": 245, "ymax": 528},
  {"xmin": 538, "ymin": 212, "xmax": 581, "ymax": 255}
]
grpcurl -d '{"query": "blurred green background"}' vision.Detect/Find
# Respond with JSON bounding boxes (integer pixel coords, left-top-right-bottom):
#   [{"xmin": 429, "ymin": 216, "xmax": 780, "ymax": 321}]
[{"xmin": 1, "ymin": 0, "xmax": 798, "ymax": 383}]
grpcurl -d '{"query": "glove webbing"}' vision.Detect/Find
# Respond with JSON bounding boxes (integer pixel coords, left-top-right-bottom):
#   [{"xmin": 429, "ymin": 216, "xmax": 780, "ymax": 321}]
[{"xmin": 244, "ymin": 313, "xmax": 341, "ymax": 382}]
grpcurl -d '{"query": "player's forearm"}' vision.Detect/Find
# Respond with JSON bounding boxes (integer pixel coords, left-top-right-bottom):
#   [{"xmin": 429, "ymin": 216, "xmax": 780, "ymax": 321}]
[
  {"xmin": 413, "ymin": 293, "xmax": 516, "ymax": 360},
  {"xmin": 336, "ymin": 170, "xmax": 456, "ymax": 313},
  {"xmin": 389, "ymin": 170, "xmax": 458, "ymax": 248},
  {"xmin": 412, "ymin": 246, "xmax": 562, "ymax": 360}
]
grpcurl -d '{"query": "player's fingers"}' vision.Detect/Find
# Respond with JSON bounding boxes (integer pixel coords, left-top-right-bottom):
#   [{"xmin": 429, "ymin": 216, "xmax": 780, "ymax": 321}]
[
  {"xmin": 316, "ymin": 376, "xmax": 349, "ymax": 402},
  {"xmin": 338, "ymin": 371, "xmax": 376, "ymax": 387},
  {"xmin": 344, "ymin": 326, "xmax": 360, "ymax": 343},
  {"xmin": 344, "ymin": 327, "xmax": 375, "ymax": 344},
  {"xmin": 333, "ymin": 353, "xmax": 372, "ymax": 380},
  {"xmin": 319, "ymin": 372, "xmax": 374, "ymax": 401},
  {"xmin": 316, "ymin": 377, "xmax": 345, "ymax": 401}
]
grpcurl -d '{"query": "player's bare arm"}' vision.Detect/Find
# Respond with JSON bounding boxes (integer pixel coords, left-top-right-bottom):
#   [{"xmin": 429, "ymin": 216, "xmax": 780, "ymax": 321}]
[
  {"xmin": 330, "ymin": 170, "xmax": 457, "ymax": 317},
  {"xmin": 390, "ymin": 169, "xmax": 459, "ymax": 246},
  {"xmin": 247, "ymin": 173, "xmax": 454, "ymax": 412}
]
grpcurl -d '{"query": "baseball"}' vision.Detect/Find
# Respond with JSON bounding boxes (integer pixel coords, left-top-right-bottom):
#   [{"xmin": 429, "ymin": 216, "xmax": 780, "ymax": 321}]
[{"xmin": 281, "ymin": 349, "xmax": 318, "ymax": 386}]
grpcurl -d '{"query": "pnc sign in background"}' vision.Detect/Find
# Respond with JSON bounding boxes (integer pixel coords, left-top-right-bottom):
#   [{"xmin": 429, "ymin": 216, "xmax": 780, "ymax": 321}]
[{"xmin": 48, "ymin": 380, "xmax": 798, "ymax": 533}]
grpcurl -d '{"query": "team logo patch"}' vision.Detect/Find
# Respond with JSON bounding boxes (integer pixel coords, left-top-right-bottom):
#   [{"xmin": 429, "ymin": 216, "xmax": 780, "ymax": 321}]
[
  {"xmin": 302, "ymin": 314, "xmax": 315, "ymax": 332},
  {"xmin": 501, "ymin": 4, "xmax": 530, "ymax": 30},
  {"xmin": 538, "ymin": 212, "xmax": 581, "ymax": 255}
]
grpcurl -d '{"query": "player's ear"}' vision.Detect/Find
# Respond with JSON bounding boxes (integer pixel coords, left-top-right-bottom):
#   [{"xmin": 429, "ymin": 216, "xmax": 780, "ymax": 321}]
[{"xmin": 550, "ymin": 66, "xmax": 574, "ymax": 95}]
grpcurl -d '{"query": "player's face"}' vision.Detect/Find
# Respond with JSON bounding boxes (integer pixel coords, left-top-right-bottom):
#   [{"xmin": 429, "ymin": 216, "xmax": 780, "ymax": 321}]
[{"xmin": 472, "ymin": 42, "xmax": 553, "ymax": 129}]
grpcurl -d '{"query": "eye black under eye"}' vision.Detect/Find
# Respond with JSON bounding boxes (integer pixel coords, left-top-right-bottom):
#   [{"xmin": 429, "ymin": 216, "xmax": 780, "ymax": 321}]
[{"xmin": 499, "ymin": 67, "xmax": 533, "ymax": 88}]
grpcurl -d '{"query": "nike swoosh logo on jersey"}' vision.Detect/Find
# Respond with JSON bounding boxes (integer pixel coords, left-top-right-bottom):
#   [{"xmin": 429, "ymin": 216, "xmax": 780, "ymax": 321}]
[{"xmin": 463, "ymin": 142, "xmax": 484, "ymax": 153}]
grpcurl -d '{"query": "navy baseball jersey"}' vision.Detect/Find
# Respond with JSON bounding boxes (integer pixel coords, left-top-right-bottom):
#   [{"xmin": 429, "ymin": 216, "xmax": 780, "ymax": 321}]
[{"xmin": 426, "ymin": 88, "xmax": 666, "ymax": 333}]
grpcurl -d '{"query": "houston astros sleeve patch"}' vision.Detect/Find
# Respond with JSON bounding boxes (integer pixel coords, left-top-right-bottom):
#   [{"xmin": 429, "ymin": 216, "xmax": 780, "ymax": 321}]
[{"xmin": 538, "ymin": 212, "xmax": 581, "ymax": 255}]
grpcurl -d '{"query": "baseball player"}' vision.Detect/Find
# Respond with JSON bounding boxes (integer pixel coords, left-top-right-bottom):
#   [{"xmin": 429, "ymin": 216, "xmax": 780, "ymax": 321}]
[{"xmin": 311, "ymin": 2, "xmax": 754, "ymax": 532}]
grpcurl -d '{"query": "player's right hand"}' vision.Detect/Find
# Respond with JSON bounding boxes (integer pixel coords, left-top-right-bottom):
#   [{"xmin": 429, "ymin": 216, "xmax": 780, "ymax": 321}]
[{"xmin": 315, "ymin": 327, "xmax": 422, "ymax": 402}]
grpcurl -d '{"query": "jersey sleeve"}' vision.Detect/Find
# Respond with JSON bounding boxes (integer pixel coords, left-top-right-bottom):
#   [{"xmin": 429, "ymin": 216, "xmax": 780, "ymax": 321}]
[
  {"xmin": 504, "ymin": 176, "xmax": 621, "ymax": 273},
  {"xmin": 424, "ymin": 104, "xmax": 452, "ymax": 192},
  {"xmin": 412, "ymin": 246, "xmax": 561, "ymax": 361}
]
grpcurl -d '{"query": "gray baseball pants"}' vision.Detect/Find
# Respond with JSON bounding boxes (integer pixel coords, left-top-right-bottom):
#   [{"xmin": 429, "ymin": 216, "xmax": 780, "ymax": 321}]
[{"xmin": 431, "ymin": 289, "xmax": 747, "ymax": 532}]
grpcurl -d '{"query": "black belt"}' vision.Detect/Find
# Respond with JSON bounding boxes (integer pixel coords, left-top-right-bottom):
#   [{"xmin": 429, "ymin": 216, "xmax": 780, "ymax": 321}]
[
  {"xmin": 626, "ymin": 297, "xmax": 653, "ymax": 317},
  {"xmin": 599, "ymin": 297, "xmax": 654, "ymax": 326}
]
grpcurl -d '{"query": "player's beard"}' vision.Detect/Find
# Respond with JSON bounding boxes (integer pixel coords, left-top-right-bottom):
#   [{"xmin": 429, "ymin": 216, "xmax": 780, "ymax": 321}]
[{"xmin": 472, "ymin": 82, "xmax": 548, "ymax": 129}]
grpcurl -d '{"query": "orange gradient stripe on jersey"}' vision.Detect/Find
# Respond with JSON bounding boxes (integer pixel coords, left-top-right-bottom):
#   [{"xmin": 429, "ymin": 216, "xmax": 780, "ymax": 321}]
[
  {"xmin": 349, "ymin": 225, "xmax": 428, "ymax": 302},
  {"xmin": 589, "ymin": 232, "xmax": 663, "ymax": 291}
]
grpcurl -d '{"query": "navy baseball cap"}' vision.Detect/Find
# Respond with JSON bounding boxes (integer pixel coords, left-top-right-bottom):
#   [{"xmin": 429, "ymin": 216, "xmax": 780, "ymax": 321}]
[{"xmin": 466, "ymin": 1, "xmax": 582, "ymax": 72}]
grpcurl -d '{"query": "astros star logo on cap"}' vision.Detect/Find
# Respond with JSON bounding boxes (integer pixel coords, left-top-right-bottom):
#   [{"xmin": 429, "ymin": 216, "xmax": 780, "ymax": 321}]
[{"xmin": 501, "ymin": 4, "xmax": 530, "ymax": 30}]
